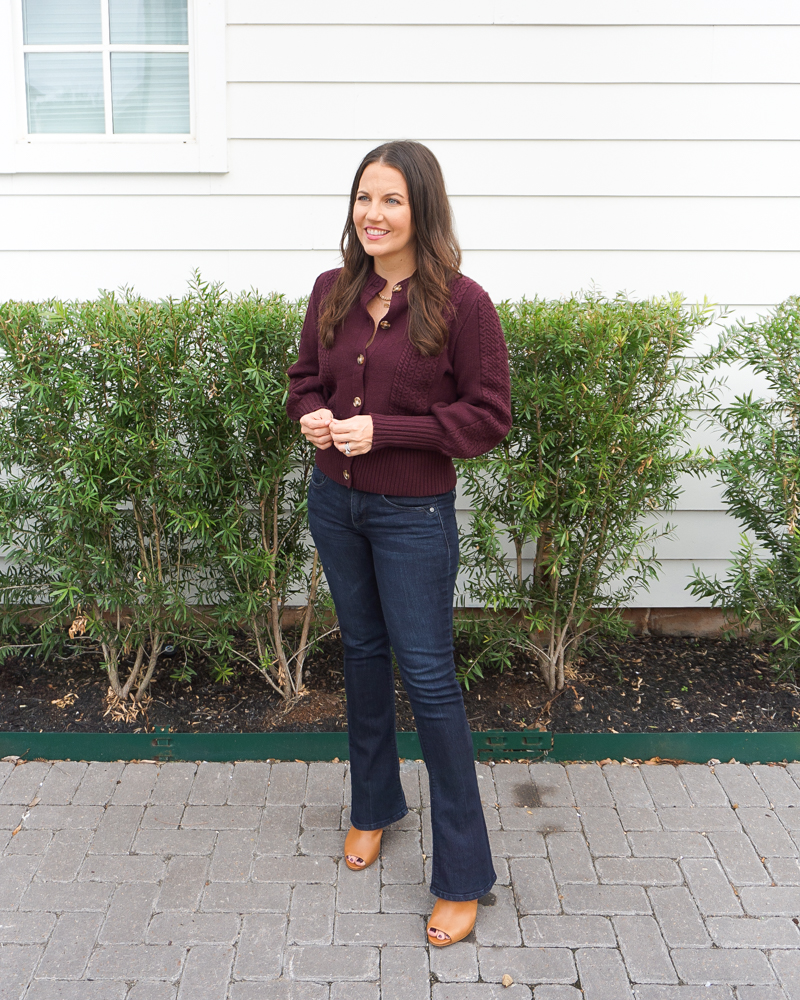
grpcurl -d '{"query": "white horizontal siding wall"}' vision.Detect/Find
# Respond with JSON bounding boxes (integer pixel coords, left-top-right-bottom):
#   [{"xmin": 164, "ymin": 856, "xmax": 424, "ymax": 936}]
[{"xmin": 2, "ymin": 1, "xmax": 797, "ymax": 606}]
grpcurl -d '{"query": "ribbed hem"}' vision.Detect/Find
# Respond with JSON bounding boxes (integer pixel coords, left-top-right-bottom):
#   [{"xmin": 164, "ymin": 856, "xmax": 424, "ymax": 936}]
[{"xmin": 316, "ymin": 445, "xmax": 457, "ymax": 496}]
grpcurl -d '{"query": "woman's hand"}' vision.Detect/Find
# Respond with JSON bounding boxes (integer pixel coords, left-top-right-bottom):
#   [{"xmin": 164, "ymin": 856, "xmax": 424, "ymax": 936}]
[
  {"xmin": 299, "ymin": 408, "xmax": 334, "ymax": 449},
  {"xmin": 330, "ymin": 415, "xmax": 373, "ymax": 456}
]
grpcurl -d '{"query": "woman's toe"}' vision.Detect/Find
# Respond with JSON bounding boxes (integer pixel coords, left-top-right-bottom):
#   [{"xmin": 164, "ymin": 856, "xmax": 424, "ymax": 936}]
[
  {"xmin": 428, "ymin": 927, "xmax": 450, "ymax": 942},
  {"xmin": 346, "ymin": 854, "xmax": 365, "ymax": 867}
]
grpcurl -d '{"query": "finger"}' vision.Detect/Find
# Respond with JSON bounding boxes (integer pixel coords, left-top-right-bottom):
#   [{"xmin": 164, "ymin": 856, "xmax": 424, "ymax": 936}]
[{"xmin": 331, "ymin": 429, "xmax": 362, "ymax": 443}]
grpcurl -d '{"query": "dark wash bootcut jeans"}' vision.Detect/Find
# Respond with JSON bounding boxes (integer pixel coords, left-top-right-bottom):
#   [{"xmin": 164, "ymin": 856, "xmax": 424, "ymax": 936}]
[{"xmin": 307, "ymin": 465, "xmax": 496, "ymax": 902}]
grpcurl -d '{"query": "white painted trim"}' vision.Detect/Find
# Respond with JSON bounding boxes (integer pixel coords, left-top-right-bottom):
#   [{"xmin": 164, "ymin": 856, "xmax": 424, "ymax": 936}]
[
  {"xmin": 101, "ymin": 0, "xmax": 113, "ymax": 136},
  {"xmin": 0, "ymin": 2, "xmax": 16, "ymax": 173},
  {"xmin": 0, "ymin": 0, "xmax": 227, "ymax": 173}
]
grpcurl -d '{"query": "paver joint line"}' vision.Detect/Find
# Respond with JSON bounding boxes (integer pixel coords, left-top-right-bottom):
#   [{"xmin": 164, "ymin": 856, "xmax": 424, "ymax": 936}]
[{"xmin": 3, "ymin": 758, "xmax": 799, "ymax": 998}]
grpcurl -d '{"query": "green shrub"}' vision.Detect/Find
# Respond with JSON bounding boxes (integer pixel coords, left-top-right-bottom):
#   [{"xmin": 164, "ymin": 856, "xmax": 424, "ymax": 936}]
[
  {"xmin": 458, "ymin": 292, "xmax": 724, "ymax": 692},
  {"xmin": 162, "ymin": 278, "xmax": 325, "ymax": 700},
  {"xmin": 0, "ymin": 291, "xmax": 197, "ymax": 703},
  {"xmin": 0, "ymin": 279, "xmax": 735, "ymax": 708},
  {"xmin": 0, "ymin": 278, "xmax": 323, "ymax": 704},
  {"xmin": 689, "ymin": 298, "xmax": 800, "ymax": 681}
]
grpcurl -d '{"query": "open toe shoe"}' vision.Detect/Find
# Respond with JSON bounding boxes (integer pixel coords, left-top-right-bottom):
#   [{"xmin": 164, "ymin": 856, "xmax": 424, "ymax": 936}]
[
  {"xmin": 426, "ymin": 898, "xmax": 478, "ymax": 947},
  {"xmin": 344, "ymin": 826, "xmax": 383, "ymax": 871}
]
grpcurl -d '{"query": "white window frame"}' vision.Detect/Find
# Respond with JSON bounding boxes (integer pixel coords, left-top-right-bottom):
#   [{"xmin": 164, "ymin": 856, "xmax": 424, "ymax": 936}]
[{"xmin": 0, "ymin": 0, "xmax": 226, "ymax": 173}]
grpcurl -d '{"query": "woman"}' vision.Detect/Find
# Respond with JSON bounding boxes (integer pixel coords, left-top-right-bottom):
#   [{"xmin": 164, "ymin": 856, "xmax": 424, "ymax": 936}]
[{"xmin": 286, "ymin": 140, "xmax": 512, "ymax": 946}]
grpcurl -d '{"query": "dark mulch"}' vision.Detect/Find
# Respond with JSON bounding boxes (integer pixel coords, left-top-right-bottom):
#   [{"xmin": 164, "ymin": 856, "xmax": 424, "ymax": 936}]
[{"xmin": 1, "ymin": 631, "xmax": 797, "ymax": 735}]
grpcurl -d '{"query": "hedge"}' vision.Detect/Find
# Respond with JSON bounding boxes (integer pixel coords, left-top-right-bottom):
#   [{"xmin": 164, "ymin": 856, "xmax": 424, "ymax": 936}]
[
  {"xmin": 0, "ymin": 278, "xmax": 725, "ymax": 702},
  {"xmin": 689, "ymin": 296, "xmax": 800, "ymax": 684}
]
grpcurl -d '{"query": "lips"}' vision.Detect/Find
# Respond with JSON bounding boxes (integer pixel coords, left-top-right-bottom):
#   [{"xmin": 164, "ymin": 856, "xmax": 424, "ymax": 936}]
[{"xmin": 365, "ymin": 227, "xmax": 390, "ymax": 241}]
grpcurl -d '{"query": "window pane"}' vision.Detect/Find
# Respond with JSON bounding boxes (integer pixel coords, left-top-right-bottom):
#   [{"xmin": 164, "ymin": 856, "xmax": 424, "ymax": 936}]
[
  {"xmin": 26, "ymin": 53, "xmax": 105, "ymax": 133},
  {"xmin": 109, "ymin": 0, "xmax": 188, "ymax": 44},
  {"xmin": 111, "ymin": 53, "xmax": 189, "ymax": 133},
  {"xmin": 22, "ymin": 0, "xmax": 101, "ymax": 44}
]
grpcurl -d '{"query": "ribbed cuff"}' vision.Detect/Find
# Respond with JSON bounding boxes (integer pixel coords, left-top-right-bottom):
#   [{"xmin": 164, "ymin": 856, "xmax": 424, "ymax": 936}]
[
  {"xmin": 370, "ymin": 413, "xmax": 445, "ymax": 453},
  {"xmin": 286, "ymin": 393, "xmax": 329, "ymax": 422}
]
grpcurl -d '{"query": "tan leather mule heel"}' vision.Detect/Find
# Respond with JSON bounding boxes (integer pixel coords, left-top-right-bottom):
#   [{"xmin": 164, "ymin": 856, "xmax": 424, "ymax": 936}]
[
  {"xmin": 344, "ymin": 826, "xmax": 383, "ymax": 871},
  {"xmin": 426, "ymin": 898, "xmax": 479, "ymax": 947}
]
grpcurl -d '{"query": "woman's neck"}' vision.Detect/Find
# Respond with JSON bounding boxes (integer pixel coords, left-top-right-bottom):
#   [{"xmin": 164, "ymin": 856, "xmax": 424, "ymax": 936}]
[{"xmin": 372, "ymin": 252, "xmax": 416, "ymax": 288}]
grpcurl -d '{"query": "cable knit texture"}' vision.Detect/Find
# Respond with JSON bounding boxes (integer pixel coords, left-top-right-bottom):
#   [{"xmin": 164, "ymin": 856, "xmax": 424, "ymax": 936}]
[{"xmin": 286, "ymin": 268, "xmax": 512, "ymax": 496}]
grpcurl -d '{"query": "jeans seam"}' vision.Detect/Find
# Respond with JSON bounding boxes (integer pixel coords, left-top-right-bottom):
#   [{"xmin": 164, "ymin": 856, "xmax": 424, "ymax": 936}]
[{"xmin": 434, "ymin": 505, "xmax": 451, "ymax": 565}]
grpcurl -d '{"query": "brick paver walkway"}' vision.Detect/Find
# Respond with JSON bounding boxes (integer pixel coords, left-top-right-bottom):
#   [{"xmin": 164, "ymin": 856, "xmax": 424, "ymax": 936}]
[{"xmin": 2, "ymin": 757, "xmax": 800, "ymax": 999}]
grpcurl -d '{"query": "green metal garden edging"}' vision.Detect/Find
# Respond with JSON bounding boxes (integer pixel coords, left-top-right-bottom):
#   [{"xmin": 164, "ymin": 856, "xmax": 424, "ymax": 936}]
[{"xmin": 1, "ymin": 729, "xmax": 799, "ymax": 763}]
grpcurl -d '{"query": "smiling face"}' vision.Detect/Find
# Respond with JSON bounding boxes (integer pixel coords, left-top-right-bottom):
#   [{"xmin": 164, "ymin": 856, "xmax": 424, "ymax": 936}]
[{"xmin": 352, "ymin": 161, "xmax": 415, "ymax": 272}]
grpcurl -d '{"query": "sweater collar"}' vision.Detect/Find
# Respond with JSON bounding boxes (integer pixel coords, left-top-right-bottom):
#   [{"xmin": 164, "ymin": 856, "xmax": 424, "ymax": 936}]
[
  {"xmin": 363, "ymin": 271, "xmax": 384, "ymax": 301},
  {"xmin": 362, "ymin": 270, "xmax": 412, "ymax": 304}
]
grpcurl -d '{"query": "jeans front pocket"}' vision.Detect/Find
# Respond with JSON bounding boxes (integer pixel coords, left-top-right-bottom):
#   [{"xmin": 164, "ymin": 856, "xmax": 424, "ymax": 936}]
[
  {"xmin": 380, "ymin": 493, "xmax": 440, "ymax": 515},
  {"xmin": 310, "ymin": 465, "xmax": 328, "ymax": 489}
]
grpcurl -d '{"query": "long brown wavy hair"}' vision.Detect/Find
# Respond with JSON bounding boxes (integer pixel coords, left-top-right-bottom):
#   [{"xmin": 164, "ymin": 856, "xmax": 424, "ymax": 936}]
[{"xmin": 318, "ymin": 141, "xmax": 462, "ymax": 357}]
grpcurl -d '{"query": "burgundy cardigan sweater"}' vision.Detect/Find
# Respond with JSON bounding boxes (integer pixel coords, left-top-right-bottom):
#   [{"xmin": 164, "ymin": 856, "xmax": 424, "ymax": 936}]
[{"xmin": 286, "ymin": 268, "xmax": 512, "ymax": 496}]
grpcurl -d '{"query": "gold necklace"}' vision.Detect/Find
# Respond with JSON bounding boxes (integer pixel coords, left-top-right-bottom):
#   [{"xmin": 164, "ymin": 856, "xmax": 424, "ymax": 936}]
[{"xmin": 376, "ymin": 291, "xmax": 391, "ymax": 302}]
